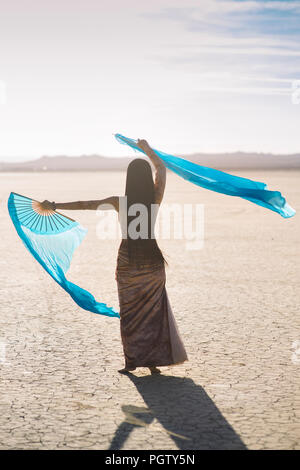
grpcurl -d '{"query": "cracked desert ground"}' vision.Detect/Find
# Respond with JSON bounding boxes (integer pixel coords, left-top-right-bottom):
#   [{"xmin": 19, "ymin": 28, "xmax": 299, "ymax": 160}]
[{"xmin": 0, "ymin": 170, "xmax": 299, "ymax": 450}]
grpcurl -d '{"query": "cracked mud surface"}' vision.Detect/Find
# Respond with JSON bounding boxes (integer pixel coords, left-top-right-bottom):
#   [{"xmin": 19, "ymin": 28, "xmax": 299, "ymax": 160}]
[{"xmin": 0, "ymin": 171, "xmax": 299, "ymax": 449}]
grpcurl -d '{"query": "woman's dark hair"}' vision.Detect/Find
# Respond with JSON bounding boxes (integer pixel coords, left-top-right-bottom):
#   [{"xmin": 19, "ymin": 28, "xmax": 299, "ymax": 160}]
[{"xmin": 123, "ymin": 158, "xmax": 167, "ymax": 267}]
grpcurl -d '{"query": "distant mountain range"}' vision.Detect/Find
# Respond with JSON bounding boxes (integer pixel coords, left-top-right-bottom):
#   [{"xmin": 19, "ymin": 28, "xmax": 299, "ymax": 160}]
[{"xmin": 0, "ymin": 152, "xmax": 299, "ymax": 171}]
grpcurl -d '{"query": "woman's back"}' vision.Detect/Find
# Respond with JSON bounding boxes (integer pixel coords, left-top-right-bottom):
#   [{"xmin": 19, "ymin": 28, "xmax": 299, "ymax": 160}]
[{"xmin": 117, "ymin": 157, "xmax": 167, "ymax": 267}]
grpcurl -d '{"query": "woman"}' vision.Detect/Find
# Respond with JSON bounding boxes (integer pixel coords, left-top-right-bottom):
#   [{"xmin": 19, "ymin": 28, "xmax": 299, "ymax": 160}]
[{"xmin": 42, "ymin": 139, "xmax": 188, "ymax": 375}]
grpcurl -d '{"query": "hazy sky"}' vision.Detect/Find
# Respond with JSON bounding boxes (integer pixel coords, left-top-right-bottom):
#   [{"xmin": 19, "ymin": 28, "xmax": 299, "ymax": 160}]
[{"xmin": 0, "ymin": 0, "xmax": 299, "ymax": 160}]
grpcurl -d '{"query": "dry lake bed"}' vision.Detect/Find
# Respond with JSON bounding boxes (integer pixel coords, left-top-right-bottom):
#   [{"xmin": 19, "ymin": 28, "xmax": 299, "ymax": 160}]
[{"xmin": 0, "ymin": 170, "xmax": 299, "ymax": 449}]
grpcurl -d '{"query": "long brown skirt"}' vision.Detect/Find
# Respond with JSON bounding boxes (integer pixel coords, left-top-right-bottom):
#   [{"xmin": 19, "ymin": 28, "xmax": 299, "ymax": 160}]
[{"xmin": 115, "ymin": 241, "xmax": 188, "ymax": 368}]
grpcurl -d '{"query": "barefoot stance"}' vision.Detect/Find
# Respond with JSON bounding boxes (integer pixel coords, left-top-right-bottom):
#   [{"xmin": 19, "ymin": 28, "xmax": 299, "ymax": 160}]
[
  {"xmin": 118, "ymin": 367, "xmax": 136, "ymax": 374},
  {"xmin": 149, "ymin": 366, "xmax": 161, "ymax": 374},
  {"xmin": 118, "ymin": 366, "xmax": 161, "ymax": 375}
]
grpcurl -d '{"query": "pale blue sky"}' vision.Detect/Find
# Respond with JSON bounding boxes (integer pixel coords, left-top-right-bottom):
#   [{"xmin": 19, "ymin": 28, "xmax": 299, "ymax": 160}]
[{"xmin": 0, "ymin": 0, "xmax": 299, "ymax": 160}]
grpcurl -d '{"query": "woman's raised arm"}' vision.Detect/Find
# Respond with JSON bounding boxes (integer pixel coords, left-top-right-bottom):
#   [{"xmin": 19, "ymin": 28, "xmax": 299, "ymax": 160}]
[
  {"xmin": 41, "ymin": 196, "xmax": 119, "ymax": 211},
  {"xmin": 137, "ymin": 139, "xmax": 166, "ymax": 205}
]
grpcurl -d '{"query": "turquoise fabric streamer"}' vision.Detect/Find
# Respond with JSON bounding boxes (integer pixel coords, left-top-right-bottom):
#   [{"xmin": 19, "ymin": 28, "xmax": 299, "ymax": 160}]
[
  {"xmin": 8, "ymin": 192, "xmax": 119, "ymax": 318},
  {"xmin": 7, "ymin": 135, "xmax": 295, "ymax": 319},
  {"xmin": 115, "ymin": 133, "xmax": 295, "ymax": 218}
]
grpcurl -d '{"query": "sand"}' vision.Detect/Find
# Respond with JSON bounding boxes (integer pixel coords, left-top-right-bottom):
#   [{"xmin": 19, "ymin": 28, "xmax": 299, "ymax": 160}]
[{"xmin": 0, "ymin": 170, "xmax": 299, "ymax": 449}]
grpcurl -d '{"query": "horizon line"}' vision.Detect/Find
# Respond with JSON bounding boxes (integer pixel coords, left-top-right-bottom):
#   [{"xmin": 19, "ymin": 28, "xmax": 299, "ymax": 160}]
[{"xmin": 1, "ymin": 149, "xmax": 300, "ymax": 163}]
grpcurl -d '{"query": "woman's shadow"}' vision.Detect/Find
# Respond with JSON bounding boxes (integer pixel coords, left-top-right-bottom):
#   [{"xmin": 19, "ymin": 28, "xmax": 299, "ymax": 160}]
[{"xmin": 109, "ymin": 373, "xmax": 246, "ymax": 450}]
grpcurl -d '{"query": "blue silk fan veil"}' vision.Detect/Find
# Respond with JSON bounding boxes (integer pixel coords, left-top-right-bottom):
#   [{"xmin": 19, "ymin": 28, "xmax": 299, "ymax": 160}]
[
  {"xmin": 115, "ymin": 134, "xmax": 295, "ymax": 219},
  {"xmin": 8, "ymin": 136, "xmax": 295, "ymax": 318},
  {"xmin": 8, "ymin": 192, "xmax": 119, "ymax": 318}
]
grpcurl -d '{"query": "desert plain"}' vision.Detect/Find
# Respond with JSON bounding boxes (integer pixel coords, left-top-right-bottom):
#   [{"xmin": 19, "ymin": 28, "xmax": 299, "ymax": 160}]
[{"xmin": 0, "ymin": 169, "xmax": 299, "ymax": 449}]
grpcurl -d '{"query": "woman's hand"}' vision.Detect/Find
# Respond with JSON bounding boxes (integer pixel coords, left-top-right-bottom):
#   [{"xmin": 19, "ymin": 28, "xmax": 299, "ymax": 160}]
[
  {"xmin": 41, "ymin": 200, "xmax": 56, "ymax": 210},
  {"xmin": 137, "ymin": 139, "xmax": 151, "ymax": 152}
]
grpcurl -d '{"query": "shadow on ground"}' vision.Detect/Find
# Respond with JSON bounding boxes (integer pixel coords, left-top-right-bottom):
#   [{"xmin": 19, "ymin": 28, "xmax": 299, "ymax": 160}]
[{"xmin": 109, "ymin": 374, "xmax": 246, "ymax": 450}]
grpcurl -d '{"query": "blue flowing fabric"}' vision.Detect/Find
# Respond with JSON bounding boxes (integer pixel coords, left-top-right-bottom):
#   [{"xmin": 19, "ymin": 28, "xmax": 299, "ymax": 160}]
[
  {"xmin": 8, "ymin": 192, "xmax": 119, "ymax": 318},
  {"xmin": 115, "ymin": 133, "xmax": 295, "ymax": 218},
  {"xmin": 7, "ymin": 135, "xmax": 295, "ymax": 318}
]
